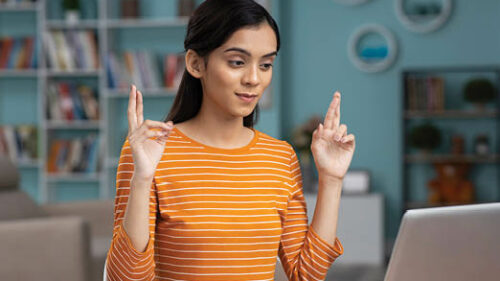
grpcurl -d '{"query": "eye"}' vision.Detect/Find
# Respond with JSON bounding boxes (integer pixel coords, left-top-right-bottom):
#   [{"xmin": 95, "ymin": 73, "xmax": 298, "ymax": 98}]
[
  {"xmin": 261, "ymin": 63, "xmax": 273, "ymax": 70},
  {"xmin": 229, "ymin": 60, "xmax": 245, "ymax": 67}
]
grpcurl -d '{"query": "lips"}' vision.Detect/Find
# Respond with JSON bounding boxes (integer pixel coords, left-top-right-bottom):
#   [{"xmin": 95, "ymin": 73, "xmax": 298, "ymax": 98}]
[
  {"xmin": 236, "ymin": 93, "xmax": 257, "ymax": 98},
  {"xmin": 236, "ymin": 93, "xmax": 257, "ymax": 102}
]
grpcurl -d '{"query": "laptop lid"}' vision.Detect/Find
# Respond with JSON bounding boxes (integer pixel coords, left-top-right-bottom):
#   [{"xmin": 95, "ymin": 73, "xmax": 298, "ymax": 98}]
[{"xmin": 384, "ymin": 203, "xmax": 500, "ymax": 281}]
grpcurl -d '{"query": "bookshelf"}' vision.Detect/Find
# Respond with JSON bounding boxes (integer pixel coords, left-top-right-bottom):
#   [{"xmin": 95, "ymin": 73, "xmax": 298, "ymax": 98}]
[
  {"xmin": 1, "ymin": 0, "xmax": 280, "ymax": 204},
  {"xmin": 401, "ymin": 66, "xmax": 500, "ymax": 213},
  {"xmin": 0, "ymin": 0, "xmax": 198, "ymax": 203}
]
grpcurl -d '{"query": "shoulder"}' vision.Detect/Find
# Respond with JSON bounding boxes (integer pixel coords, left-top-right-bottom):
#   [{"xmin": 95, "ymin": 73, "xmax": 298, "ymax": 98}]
[{"xmin": 254, "ymin": 129, "xmax": 295, "ymax": 156}]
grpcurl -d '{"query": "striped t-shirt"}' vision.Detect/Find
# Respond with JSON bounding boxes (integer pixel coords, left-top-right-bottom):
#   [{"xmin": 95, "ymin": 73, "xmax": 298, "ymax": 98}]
[{"xmin": 106, "ymin": 126, "xmax": 343, "ymax": 281}]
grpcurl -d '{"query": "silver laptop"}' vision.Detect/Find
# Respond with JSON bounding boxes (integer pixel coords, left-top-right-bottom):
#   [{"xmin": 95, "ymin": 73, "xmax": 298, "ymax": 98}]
[{"xmin": 384, "ymin": 203, "xmax": 500, "ymax": 281}]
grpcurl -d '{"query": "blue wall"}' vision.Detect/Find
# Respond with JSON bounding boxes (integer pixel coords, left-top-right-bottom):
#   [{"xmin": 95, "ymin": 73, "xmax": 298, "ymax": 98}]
[{"xmin": 279, "ymin": 0, "xmax": 500, "ymax": 239}]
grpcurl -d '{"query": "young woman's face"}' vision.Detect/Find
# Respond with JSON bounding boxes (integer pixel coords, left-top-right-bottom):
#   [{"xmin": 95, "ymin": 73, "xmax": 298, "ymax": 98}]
[{"xmin": 200, "ymin": 22, "xmax": 278, "ymax": 119}]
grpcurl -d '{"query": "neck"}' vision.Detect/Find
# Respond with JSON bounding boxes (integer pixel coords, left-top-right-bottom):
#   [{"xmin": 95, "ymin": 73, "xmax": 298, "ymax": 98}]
[{"xmin": 188, "ymin": 100, "xmax": 253, "ymax": 149}]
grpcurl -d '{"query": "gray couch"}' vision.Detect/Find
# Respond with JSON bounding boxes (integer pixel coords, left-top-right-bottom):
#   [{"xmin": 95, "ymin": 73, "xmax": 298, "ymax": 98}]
[{"xmin": 0, "ymin": 156, "xmax": 113, "ymax": 281}]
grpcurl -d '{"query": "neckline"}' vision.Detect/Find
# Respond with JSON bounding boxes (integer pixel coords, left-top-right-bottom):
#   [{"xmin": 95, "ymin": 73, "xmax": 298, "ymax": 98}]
[{"xmin": 172, "ymin": 126, "xmax": 259, "ymax": 153}]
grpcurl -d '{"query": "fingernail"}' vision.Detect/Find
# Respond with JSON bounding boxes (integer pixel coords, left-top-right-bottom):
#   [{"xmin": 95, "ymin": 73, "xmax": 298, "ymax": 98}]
[{"xmin": 336, "ymin": 135, "xmax": 341, "ymax": 141}]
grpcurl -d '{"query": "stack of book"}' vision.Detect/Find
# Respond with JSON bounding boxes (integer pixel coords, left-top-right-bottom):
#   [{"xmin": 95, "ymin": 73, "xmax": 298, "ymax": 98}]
[
  {"xmin": 46, "ymin": 81, "xmax": 99, "ymax": 121},
  {"xmin": 107, "ymin": 50, "xmax": 185, "ymax": 92},
  {"xmin": 0, "ymin": 125, "xmax": 38, "ymax": 164},
  {"xmin": 43, "ymin": 30, "xmax": 99, "ymax": 71},
  {"xmin": 47, "ymin": 134, "xmax": 99, "ymax": 174},
  {"xmin": 0, "ymin": 36, "xmax": 37, "ymax": 70},
  {"xmin": 406, "ymin": 76, "xmax": 445, "ymax": 111}
]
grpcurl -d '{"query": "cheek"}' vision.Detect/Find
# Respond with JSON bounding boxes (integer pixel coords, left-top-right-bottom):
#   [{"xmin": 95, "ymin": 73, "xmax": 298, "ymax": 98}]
[
  {"xmin": 263, "ymin": 71, "xmax": 273, "ymax": 86},
  {"xmin": 207, "ymin": 64, "xmax": 240, "ymax": 90}
]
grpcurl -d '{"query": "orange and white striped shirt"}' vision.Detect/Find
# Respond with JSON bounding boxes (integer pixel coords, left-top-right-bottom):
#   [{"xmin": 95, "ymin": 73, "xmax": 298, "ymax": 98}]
[{"xmin": 106, "ymin": 126, "xmax": 343, "ymax": 281}]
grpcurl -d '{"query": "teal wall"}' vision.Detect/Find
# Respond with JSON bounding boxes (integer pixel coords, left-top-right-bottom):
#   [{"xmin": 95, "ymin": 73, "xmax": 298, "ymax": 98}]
[
  {"xmin": 279, "ymin": 0, "xmax": 500, "ymax": 239},
  {"xmin": 3, "ymin": 0, "xmax": 499, "ymax": 241}
]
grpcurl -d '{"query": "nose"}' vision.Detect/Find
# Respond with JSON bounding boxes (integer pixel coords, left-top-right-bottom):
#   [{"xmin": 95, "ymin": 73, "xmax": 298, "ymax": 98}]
[{"xmin": 242, "ymin": 64, "xmax": 259, "ymax": 87}]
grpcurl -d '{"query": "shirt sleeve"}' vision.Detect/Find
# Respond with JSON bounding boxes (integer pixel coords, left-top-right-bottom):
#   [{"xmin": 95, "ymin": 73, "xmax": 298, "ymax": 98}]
[
  {"xmin": 278, "ymin": 144, "xmax": 344, "ymax": 281},
  {"xmin": 106, "ymin": 138, "xmax": 158, "ymax": 281}
]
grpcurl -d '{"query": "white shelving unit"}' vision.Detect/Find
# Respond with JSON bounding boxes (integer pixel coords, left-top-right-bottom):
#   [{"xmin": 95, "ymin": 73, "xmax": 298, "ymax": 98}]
[{"xmin": 1, "ymin": 0, "xmax": 189, "ymax": 203}]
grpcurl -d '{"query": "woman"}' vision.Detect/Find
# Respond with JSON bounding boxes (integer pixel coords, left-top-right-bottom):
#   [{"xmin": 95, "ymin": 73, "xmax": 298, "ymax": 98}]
[{"xmin": 105, "ymin": 0, "xmax": 355, "ymax": 280}]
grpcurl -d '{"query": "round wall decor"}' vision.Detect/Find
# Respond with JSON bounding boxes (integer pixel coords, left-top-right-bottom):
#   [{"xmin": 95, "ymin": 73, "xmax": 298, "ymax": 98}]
[
  {"xmin": 395, "ymin": 0, "xmax": 453, "ymax": 33},
  {"xmin": 347, "ymin": 23, "xmax": 398, "ymax": 73}
]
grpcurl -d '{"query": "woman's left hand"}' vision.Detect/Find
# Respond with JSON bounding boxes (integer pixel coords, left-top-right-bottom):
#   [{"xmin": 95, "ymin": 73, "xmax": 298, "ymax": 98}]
[{"xmin": 311, "ymin": 91, "xmax": 355, "ymax": 182}]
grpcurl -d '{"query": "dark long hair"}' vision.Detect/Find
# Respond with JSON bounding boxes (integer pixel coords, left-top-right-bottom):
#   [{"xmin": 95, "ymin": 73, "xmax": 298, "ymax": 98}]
[{"xmin": 164, "ymin": 0, "xmax": 280, "ymax": 128}]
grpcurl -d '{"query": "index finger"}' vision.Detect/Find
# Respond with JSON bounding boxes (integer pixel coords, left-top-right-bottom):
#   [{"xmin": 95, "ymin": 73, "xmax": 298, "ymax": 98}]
[
  {"xmin": 128, "ymin": 84, "xmax": 138, "ymax": 132},
  {"xmin": 334, "ymin": 91, "xmax": 341, "ymax": 128},
  {"xmin": 324, "ymin": 91, "xmax": 341, "ymax": 129}
]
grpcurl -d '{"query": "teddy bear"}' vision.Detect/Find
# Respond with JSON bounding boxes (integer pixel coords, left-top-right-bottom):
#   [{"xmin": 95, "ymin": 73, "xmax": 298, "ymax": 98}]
[{"xmin": 427, "ymin": 162, "xmax": 475, "ymax": 205}]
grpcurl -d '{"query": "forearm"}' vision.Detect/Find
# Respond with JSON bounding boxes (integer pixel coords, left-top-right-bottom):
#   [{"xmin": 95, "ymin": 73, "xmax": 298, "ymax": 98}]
[
  {"xmin": 122, "ymin": 176, "xmax": 152, "ymax": 252},
  {"xmin": 310, "ymin": 176, "xmax": 343, "ymax": 246}
]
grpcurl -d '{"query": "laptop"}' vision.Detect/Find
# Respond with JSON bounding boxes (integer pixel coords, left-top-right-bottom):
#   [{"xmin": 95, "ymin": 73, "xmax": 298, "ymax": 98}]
[{"xmin": 384, "ymin": 202, "xmax": 500, "ymax": 281}]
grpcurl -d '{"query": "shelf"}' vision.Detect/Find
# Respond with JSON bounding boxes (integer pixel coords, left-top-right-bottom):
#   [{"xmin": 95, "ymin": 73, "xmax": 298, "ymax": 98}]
[
  {"xmin": 46, "ymin": 172, "xmax": 101, "ymax": 182},
  {"xmin": 46, "ymin": 120, "xmax": 101, "ymax": 130},
  {"xmin": 0, "ymin": 3, "xmax": 38, "ymax": 12},
  {"xmin": 106, "ymin": 17, "xmax": 189, "ymax": 28},
  {"xmin": 106, "ymin": 88, "xmax": 177, "ymax": 98},
  {"xmin": 405, "ymin": 153, "xmax": 500, "ymax": 164},
  {"xmin": 404, "ymin": 65, "xmax": 500, "ymax": 73},
  {"xmin": 405, "ymin": 109, "xmax": 499, "ymax": 119},
  {"xmin": 45, "ymin": 69, "xmax": 101, "ymax": 77},
  {"xmin": 405, "ymin": 201, "xmax": 498, "ymax": 210},
  {"xmin": 16, "ymin": 158, "xmax": 41, "ymax": 169},
  {"xmin": 45, "ymin": 20, "xmax": 99, "ymax": 29},
  {"xmin": 0, "ymin": 69, "xmax": 39, "ymax": 77}
]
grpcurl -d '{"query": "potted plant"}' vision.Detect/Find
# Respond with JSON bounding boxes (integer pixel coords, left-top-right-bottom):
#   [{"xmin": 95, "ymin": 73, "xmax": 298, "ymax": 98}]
[
  {"xmin": 409, "ymin": 122, "xmax": 441, "ymax": 154},
  {"xmin": 290, "ymin": 115, "xmax": 322, "ymax": 192},
  {"xmin": 62, "ymin": 0, "xmax": 80, "ymax": 24},
  {"xmin": 463, "ymin": 78, "xmax": 497, "ymax": 111}
]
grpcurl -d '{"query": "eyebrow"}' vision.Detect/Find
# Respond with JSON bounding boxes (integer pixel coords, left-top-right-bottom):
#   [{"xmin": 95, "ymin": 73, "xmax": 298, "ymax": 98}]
[{"xmin": 223, "ymin": 47, "xmax": 278, "ymax": 58}]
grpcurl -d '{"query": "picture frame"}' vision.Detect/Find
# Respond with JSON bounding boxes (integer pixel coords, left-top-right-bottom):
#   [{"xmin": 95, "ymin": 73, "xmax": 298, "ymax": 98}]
[
  {"xmin": 347, "ymin": 23, "xmax": 398, "ymax": 73},
  {"xmin": 395, "ymin": 0, "xmax": 453, "ymax": 34}
]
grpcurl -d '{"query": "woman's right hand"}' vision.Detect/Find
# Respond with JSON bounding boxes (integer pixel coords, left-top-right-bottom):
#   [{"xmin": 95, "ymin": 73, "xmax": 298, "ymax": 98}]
[{"xmin": 127, "ymin": 85, "xmax": 174, "ymax": 182}]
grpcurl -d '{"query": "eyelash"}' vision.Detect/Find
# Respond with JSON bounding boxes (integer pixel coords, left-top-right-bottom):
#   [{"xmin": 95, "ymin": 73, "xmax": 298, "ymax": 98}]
[{"xmin": 229, "ymin": 60, "xmax": 273, "ymax": 70}]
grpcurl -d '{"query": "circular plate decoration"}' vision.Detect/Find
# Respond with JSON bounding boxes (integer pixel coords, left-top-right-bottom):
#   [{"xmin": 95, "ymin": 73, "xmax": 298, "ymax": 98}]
[
  {"xmin": 333, "ymin": 0, "xmax": 372, "ymax": 6},
  {"xmin": 347, "ymin": 23, "xmax": 398, "ymax": 73},
  {"xmin": 395, "ymin": 0, "xmax": 453, "ymax": 33}
]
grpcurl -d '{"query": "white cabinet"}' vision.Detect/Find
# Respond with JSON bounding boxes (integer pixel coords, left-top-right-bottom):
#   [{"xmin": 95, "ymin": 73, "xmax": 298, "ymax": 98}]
[{"xmin": 304, "ymin": 192, "xmax": 385, "ymax": 266}]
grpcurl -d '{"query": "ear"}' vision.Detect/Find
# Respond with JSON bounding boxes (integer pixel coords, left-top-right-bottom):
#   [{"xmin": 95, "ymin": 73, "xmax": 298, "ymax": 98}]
[{"xmin": 185, "ymin": 49, "xmax": 205, "ymax": 79}]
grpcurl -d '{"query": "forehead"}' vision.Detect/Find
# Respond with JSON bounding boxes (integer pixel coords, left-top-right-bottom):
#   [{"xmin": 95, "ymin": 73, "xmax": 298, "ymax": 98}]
[{"xmin": 218, "ymin": 23, "xmax": 277, "ymax": 56}]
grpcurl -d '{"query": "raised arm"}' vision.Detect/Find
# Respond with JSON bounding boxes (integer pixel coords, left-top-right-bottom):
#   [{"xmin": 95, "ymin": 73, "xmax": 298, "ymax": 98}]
[{"xmin": 106, "ymin": 85, "xmax": 174, "ymax": 280}]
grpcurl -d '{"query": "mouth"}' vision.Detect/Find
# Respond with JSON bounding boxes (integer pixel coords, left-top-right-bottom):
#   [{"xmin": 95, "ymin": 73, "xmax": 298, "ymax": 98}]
[{"xmin": 235, "ymin": 92, "xmax": 258, "ymax": 103}]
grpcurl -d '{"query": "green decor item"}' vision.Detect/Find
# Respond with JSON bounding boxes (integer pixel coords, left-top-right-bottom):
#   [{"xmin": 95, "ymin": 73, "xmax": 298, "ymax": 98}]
[
  {"xmin": 463, "ymin": 78, "xmax": 497, "ymax": 104},
  {"xmin": 409, "ymin": 122, "xmax": 441, "ymax": 152},
  {"xmin": 62, "ymin": 0, "xmax": 80, "ymax": 11}
]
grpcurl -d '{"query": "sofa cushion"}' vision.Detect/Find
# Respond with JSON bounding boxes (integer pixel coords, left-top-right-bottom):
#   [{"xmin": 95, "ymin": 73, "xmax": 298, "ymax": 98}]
[{"xmin": 0, "ymin": 191, "xmax": 47, "ymax": 221}]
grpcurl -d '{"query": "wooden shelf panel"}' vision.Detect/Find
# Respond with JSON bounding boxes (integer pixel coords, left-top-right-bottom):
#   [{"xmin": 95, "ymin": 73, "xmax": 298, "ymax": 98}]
[
  {"xmin": 46, "ymin": 172, "xmax": 101, "ymax": 182},
  {"xmin": 106, "ymin": 17, "xmax": 189, "ymax": 28},
  {"xmin": 405, "ymin": 201, "xmax": 499, "ymax": 210},
  {"xmin": 46, "ymin": 120, "xmax": 102, "ymax": 129},
  {"xmin": 405, "ymin": 109, "xmax": 499, "ymax": 119},
  {"xmin": 405, "ymin": 153, "xmax": 500, "ymax": 164}
]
